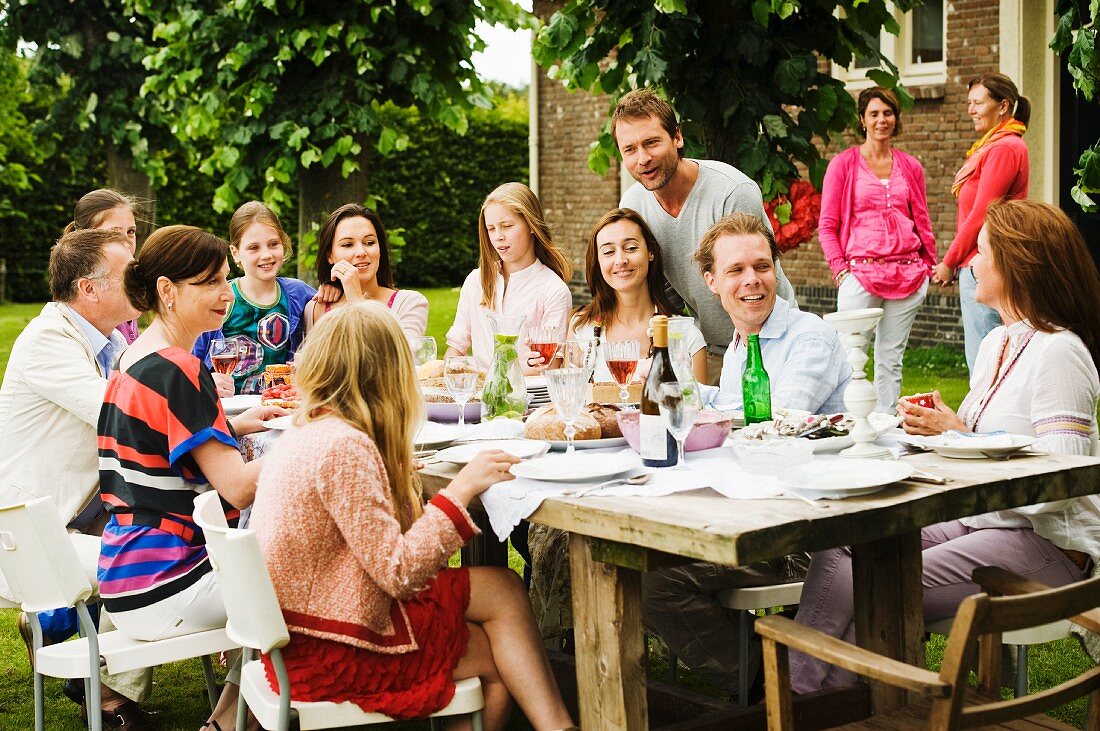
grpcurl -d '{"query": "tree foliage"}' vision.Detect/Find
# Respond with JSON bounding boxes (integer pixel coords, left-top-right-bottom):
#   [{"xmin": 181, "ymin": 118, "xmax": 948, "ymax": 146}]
[
  {"xmin": 532, "ymin": 0, "xmax": 915, "ymax": 199},
  {"xmin": 136, "ymin": 0, "xmax": 530, "ymax": 216},
  {"xmin": 1052, "ymin": 0, "xmax": 1100, "ymax": 212}
]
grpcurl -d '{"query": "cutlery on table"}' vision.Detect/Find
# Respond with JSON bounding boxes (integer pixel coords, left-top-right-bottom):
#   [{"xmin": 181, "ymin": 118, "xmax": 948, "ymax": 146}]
[{"xmin": 564, "ymin": 473, "xmax": 653, "ymax": 498}]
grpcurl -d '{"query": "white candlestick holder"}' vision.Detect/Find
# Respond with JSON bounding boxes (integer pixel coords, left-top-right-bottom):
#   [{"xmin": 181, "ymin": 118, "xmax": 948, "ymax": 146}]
[{"xmin": 823, "ymin": 307, "xmax": 891, "ymax": 460}]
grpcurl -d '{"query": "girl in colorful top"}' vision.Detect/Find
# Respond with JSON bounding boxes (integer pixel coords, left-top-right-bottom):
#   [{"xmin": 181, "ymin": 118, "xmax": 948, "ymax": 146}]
[
  {"xmin": 790, "ymin": 200, "xmax": 1100, "ymax": 694},
  {"xmin": 66, "ymin": 188, "xmax": 144, "ymax": 344},
  {"xmin": 445, "ymin": 182, "xmax": 573, "ymax": 372},
  {"xmin": 818, "ymin": 87, "xmax": 937, "ymax": 411},
  {"xmin": 565, "ymin": 207, "xmax": 707, "ymax": 382},
  {"xmin": 98, "ymin": 225, "xmax": 285, "ymax": 729},
  {"xmin": 304, "ymin": 203, "xmax": 428, "ymax": 337},
  {"xmin": 193, "ymin": 201, "xmax": 317, "ymax": 395},
  {"xmin": 934, "ymin": 73, "xmax": 1031, "ymax": 372},
  {"xmin": 251, "ymin": 303, "xmax": 576, "ymax": 731}
]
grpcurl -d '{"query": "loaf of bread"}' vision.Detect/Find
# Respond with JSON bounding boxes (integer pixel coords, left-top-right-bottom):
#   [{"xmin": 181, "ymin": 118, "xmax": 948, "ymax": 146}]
[
  {"xmin": 584, "ymin": 403, "xmax": 622, "ymax": 438},
  {"xmin": 416, "ymin": 359, "xmax": 445, "ymax": 381},
  {"xmin": 524, "ymin": 404, "xmax": 601, "ymax": 441}
]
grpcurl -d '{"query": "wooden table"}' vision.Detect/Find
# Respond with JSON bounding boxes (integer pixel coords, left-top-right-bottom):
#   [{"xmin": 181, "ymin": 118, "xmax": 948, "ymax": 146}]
[{"xmin": 421, "ymin": 450, "xmax": 1100, "ymax": 730}]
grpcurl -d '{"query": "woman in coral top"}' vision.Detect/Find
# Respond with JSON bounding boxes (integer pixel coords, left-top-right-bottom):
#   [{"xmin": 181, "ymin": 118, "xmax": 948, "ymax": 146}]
[
  {"xmin": 934, "ymin": 73, "xmax": 1031, "ymax": 372},
  {"xmin": 818, "ymin": 87, "xmax": 936, "ymax": 411},
  {"xmin": 251, "ymin": 303, "xmax": 576, "ymax": 731}
]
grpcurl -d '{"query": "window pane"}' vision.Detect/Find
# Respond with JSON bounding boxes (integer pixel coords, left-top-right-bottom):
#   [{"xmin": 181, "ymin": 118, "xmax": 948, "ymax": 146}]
[
  {"xmin": 911, "ymin": 0, "xmax": 944, "ymax": 64},
  {"xmin": 854, "ymin": 32, "xmax": 881, "ymax": 69}
]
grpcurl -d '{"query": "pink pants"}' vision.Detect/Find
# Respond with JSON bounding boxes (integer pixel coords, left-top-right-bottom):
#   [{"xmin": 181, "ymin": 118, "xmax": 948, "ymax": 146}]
[{"xmin": 789, "ymin": 520, "xmax": 1089, "ymax": 694}]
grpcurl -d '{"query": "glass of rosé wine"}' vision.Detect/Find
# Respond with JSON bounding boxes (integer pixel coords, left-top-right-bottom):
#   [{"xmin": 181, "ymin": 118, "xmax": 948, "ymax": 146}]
[
  {"xmin": 603, "ymin": 339, "xmax": 640, "ymax": 409},
  {"xmin": 210, "ymin": 338, "xmax": 244, "ymax": 377},
  {"xmin": 527, "ymin": 325, "xmax": 561, "ymax": 372}
]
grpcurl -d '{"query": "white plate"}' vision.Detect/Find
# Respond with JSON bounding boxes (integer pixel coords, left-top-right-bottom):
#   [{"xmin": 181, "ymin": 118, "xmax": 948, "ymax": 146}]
[
  {"xmin": 525, "ymin": 376, "xmax": 548, "ymax": 389},
  {"xmin": 546, "ymin": 436, "xmax": 629, "ymax": 452},
  {"xmin": 262, "ymin": 414, "xmax": 296, "ymax": 431},
  {"xmin": 779, "ymin": 459, "xmax": 915, "ymax": 498},
  {"xmin": 511, "ymin": 451, "xmax": 641, "ymax": 483},
  {"xmin": 434, "ymin": 439, "xmax": 550, "ymax": 465},
  {"xmin": 221, "ymin": 395, "xmax": 261, "ymax": 416},
  {"xmin": 415, "ymin": 422, "xmax": 465, "ymax": 448},
  {"xmin": 904, "ymin": 433, "xmax": 1036, "ymax": 459}
]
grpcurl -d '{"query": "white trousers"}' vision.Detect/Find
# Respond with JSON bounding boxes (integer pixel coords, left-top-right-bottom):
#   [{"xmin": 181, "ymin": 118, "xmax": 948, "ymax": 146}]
[{"xmin": 836, "ymin": 275, "xmax": 928, "ymax": 412}]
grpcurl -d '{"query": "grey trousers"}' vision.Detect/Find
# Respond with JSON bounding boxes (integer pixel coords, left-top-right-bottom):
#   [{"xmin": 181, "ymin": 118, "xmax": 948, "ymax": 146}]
[
  {"xmin": 789, "ymin": 520, "xmax": 1089, "ymax": 694},
  {"xmin": 642, "ymin": 554, "xmax": 810, "ymax": 692}
]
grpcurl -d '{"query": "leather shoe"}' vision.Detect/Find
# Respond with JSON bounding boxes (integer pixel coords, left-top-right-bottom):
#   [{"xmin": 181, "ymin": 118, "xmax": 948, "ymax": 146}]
[
  {"xmin": 82, "ymin": 700, "xmax": 156, "ymax": 730},
  {"xmin": 17, "ymin": 612, "xmax": 36, "ymax": 670}
]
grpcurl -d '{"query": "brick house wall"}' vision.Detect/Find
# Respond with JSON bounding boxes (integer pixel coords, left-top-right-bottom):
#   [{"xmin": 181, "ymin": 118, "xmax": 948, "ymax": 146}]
[{"xmin": 534, "ymin": 0, "xmax": 1006, "ymax": 350}]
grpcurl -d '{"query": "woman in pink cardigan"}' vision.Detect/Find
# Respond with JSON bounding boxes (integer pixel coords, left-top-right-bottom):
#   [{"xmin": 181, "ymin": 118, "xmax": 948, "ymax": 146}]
[
  {"xmin": 818, "ymin": 87, "xmax": 937, "ymax": 411},
  {"xmin": 250, "ymin": 303, "xmax": 575, "ymax": 731}
]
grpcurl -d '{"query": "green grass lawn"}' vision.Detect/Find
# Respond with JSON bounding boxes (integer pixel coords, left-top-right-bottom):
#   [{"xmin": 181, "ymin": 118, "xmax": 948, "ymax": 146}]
[{"xmin": 0, "ymin": 294, "xmax": 1091, "ymax": 728}]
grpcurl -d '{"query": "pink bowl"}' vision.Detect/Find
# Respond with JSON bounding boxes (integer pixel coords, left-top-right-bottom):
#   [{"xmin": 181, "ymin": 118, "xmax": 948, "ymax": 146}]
[{"xmin": 616, "ymin": 410, "xmax": 733, "ymax": 453}]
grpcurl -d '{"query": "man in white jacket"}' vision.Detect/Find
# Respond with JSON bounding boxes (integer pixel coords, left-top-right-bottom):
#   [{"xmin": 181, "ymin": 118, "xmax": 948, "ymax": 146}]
[{"xmin": 0, "ymin": 228, "xmax": 152, "ymax": 726}]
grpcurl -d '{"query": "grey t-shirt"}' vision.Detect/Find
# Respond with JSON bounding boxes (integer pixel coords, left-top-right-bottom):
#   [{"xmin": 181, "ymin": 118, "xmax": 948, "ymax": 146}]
[{"xmin": 620, "ymin": 159, "xmax": 797, "ymax": 353}]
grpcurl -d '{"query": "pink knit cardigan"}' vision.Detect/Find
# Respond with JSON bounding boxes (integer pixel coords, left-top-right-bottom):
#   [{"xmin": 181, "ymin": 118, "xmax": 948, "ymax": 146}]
[
  {"xmin": 251, "ymin": 416, "xmax": 479, "ymax": 653},
  {"xmin": 818, "ymin": 146, "xmax": 937, "ymax": 278}
]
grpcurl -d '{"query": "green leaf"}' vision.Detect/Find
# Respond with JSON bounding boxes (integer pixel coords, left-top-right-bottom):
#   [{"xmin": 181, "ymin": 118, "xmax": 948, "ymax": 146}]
[
  {"xmin": 762, "ymin": 115, "xmax": 788, "ymax": 139},
  {"xmin": 774, "ymin": 57, "xmax": 807, "ymax": 95},
  {"xmin": 1070, "ymin": 185, "xmax": 1097, "ymax": 212},
  {"xmin": 866, "ymin": 69, "xmax": 897, "ymax": 88},
  {"xmin": 655, "ymin": 0, "xmax": 688, "ymax": 13},
  {"xmin": 775, "ymin": 200, "xmax": 792, "ymax": 224},
  {"xmin": 751, "ymin": 0, "xmax": 770, "ymax": 27},
  {"xmin": 300, "ymin": 148, "xmax": 321, "ymax": 167},
  {"xmin": 378, "ymin": 127, "xmax": 397, "ymax": 155},
  {"xmin": 1075, "ymin": 146, "xmax": 1100, "ymax": 189}
]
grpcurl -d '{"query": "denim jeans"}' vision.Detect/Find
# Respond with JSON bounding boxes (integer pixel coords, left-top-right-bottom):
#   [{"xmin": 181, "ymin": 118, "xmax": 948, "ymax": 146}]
[{"xmin": 958, "ymin": 267, "xmax": 1002, "ymax": 373}]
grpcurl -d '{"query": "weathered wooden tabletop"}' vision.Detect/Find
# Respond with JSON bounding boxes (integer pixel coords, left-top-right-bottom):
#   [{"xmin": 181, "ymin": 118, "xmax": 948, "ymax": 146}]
[{"xmin": 421, "ymin": 450, "xmax": 1100, "ymax": 730}]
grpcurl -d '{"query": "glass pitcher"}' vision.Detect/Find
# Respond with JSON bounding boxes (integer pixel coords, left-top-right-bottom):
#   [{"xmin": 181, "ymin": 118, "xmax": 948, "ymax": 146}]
[
  {"xmin": 667, "ymin": 315, "xmax": 698, "ymax": 385},
  {"xmin": 482, "ymin": 313, "xmax": 528, "ymax": 420}
]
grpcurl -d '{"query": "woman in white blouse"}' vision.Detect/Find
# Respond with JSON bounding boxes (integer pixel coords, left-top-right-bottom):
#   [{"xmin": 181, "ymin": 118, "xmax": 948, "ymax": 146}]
[
  {"xmin": 559, "ymin": 208, "xmax": 708, "ymax": 382},
  {"xmin": 788, "ymin": 199, "xmax": 1100, "ymax": 694}
]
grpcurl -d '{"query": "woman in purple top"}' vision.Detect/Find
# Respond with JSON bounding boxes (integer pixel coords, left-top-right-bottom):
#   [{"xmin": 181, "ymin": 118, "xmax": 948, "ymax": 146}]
[
  {"xmin": 818, "ymin": 88, "xmax": 937, "ymax": 411},
  {"xmin": 65, "ymin": 189, "xmax": 144, "ymax": 344}
]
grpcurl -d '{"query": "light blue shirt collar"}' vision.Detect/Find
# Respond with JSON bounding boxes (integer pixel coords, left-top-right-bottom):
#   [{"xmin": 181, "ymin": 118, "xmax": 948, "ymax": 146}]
[
  {"xmin": 64, "ymin": 304, "xmax": 123, "ymax": 376},
  {"xmin": 732, "ymin": 296, "xmax": 792, "ymax": 351}
]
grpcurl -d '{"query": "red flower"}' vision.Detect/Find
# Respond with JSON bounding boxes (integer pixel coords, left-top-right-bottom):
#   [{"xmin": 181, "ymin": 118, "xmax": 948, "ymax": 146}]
[{"xmin": 764, "ymin": 179, "xmax": 821, "ymax": 252}]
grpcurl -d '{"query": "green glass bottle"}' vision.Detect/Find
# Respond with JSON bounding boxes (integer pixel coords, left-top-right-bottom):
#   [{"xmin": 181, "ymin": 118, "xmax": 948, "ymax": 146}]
[{"xmin": 742, "ymin": 334, "xmax": 772, "ymax": 425}]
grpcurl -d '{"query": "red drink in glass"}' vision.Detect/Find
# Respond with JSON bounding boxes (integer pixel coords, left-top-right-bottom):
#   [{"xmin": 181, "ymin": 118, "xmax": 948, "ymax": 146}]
[
  {"xmin": 211, "ymin": 353, "xmax": 239, "ymax": 375},
  {"xmin": 530, "ymin": 342, "xmax": 558, "ymax": 364},
  {"xmin": 606, "ymin": 359, "xmax": 637, "ymax": 385}
]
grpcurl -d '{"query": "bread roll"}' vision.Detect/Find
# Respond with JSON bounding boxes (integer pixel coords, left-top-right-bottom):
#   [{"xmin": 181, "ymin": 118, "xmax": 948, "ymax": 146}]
[
  {"xmin": 584, "ymin": 403, "xmax": 622, "ymax": 438},
  {"xmin": 588, "ymin": 381, "xmax": 641, "ymax": 405},
  {"xmin": 524, "ymin": 404, "xmax": 601, "ymax": 441}
]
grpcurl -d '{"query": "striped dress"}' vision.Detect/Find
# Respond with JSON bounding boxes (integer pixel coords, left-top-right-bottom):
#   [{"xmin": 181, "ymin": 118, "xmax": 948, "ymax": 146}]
[{"xmin": 97, "ymin": 347, "xmax": 240, "ymax": 614}]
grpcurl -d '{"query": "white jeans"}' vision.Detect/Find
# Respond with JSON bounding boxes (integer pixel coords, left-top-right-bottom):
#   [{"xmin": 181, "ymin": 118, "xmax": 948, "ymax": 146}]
[
  {"xmin": 836, "ymin": 275, "xmax": 928, "ymax": 412},
  {"xmin": 108, "ymin": 570, "xmax": 227, "ymax": 642},
  {"xmin": 957, "ymin": 266, "xmax": 1002, "ymax": 374}
]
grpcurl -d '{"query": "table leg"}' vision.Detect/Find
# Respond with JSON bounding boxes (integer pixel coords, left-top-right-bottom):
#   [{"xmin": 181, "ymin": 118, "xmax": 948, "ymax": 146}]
[
  {"xmin": 569, "ymin": 533, "xmax": 648, "ymax": 730},
  {"xmin": 851, "ymin": 530, "xmax": 924, "ymax": 712}
]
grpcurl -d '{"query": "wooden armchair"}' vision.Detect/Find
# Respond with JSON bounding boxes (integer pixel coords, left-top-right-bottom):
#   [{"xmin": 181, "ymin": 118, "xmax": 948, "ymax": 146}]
[{"xmin": 755, "ymin": 567, "xmax": 1100, "ymax": 731}]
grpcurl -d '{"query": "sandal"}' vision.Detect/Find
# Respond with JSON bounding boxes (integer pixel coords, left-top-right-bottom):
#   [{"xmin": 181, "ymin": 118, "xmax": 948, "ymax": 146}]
[{"xmin": 200, "ymin": 722, "xmax": 223, "ymax": 731}]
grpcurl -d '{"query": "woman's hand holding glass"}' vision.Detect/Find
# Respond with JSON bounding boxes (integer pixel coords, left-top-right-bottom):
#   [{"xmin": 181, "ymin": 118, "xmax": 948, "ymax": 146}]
[
  {"xmin": 526, "ymin": 325, "xmax": 561, "ymax": 372},
  {"xmin": 897, "ymin": 390, "xmax": 969, "ymax": 435}
]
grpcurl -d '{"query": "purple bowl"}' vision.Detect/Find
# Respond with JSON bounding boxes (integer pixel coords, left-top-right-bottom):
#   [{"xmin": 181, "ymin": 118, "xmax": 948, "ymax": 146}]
[
  {"xmin": 425, "ymin": 401, "xmax": 482, "ymax": 423},
  {"xmin": 617, "ymin": 410, "xmax": 733, "ymax": 453}
]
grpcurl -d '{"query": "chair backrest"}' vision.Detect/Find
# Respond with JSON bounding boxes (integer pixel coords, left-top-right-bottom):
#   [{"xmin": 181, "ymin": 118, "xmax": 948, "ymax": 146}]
[
  {"xmin": 934, "ymin": 572, "xmax": 1100, "ymax": 729},
  {"xmin": 0, "ymin": 497, "xmax": 94, "ymax": 613},
  {"xmin": 193, "ymin": 491, "xmax": 289, "ymax": 653}
]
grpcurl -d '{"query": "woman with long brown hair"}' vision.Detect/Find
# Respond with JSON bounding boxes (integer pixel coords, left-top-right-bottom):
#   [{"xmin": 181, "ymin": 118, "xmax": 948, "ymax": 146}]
[
  {"xmin": 567, "ymin": 207, "xmax": 707, "ymax": 382},
  {"xmin": 790, "ymin": 200, "xmax": 1100, "ymax": 694}
]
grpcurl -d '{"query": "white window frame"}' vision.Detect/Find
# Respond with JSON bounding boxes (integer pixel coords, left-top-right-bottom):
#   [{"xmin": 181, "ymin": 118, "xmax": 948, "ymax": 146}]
[{"xmin": 833, "ymin": 2, "xmax": 947, "ymax": 89}]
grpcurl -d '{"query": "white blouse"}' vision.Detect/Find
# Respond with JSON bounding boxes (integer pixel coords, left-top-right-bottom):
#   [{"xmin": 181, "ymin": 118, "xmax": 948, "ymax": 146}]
[
  {"xmin": 571, "ymin": 317, "xmax": 706, "ymax": 383},
  {"xmin": 957, "ymin": 320, "xmax": 1100, "ymax": 562}
]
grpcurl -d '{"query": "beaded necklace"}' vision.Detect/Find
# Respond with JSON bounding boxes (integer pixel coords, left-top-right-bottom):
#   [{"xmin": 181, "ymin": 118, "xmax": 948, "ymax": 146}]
[{"xmin": 960, "ymin": 325, "xmax": 1037, "ymax": 430}]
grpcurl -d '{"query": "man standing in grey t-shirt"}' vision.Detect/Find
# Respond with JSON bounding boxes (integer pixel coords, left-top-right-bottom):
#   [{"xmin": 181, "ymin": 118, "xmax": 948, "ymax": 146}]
[{"xmin": 615, "ymin": 88, "xmax": 796, "ymax": 384}]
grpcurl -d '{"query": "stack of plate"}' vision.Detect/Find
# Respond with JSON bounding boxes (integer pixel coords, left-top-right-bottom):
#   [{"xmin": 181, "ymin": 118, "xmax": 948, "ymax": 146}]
[{"xmin": 525, "ymin": 376, "xmax": 551, "ymax": 407}]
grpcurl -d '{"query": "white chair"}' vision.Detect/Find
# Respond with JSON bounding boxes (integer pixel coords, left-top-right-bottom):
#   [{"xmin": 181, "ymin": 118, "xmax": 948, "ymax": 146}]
[
  {"xmin": 926, "ymin": 615, "xmax": 1072, "ymax": 698},
  {"xmin": 0, "ymin": 497, "xmax": 232, "ymax": 731},
  {"xmin": 664, "ymin": 581, "xmax": 804, "ymax": 706},
  {"xmin": 193, "ymin": 491, "xmax": 485, "ymax": 731}
]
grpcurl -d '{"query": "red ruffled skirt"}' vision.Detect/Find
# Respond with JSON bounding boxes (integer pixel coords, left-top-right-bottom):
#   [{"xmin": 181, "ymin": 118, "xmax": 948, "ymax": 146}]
[{"xmin": 261, "ymin": 567, "xmax": 471, "ymax": 719}]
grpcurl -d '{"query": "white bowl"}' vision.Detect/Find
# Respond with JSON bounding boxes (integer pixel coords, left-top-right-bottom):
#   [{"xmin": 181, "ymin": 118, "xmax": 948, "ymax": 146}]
[{"xmin": 731, "ymin": 438, "xmax": 814, "ymax": 474}]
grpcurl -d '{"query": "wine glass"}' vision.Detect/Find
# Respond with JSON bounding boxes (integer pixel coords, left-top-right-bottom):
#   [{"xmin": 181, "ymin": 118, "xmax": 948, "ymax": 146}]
[
  {"xmin": 658, "ymin": 382, "xmax": 703, "ymax": 470},
  {"xmin": 527, "ymin": 325, "xmax": 561, "ymax": 372},
  {"xmin": 408, "ymin": 336, "xmax": 437, "ymax": 367},
  {"xmin": 210, "ymin": 338, "xmax": 243, "ymax": 377},
  {"xmin": 603, "ymin": 339, "xmax": 640, "ymax": 409},
  {"xmin": 545, "ymin": 367, "xmax": 587, "ymax": 454},
  {"xmin": 561, "ymin": 338, "xmax": 598, "ymax": 383},
  {"xmin": 443, "ymin": 356, "xmax": 478, "ymax": 427}
]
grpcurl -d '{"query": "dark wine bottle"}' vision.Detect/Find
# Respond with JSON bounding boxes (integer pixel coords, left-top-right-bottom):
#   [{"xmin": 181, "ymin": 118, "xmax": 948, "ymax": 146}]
[
  {"xmin": 640, "ymin": 315, "xmax": 678, "ymax": 467},
  {"xmin": 742, "ymin": 333, "xmax": 772, "ymax": 425}
]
